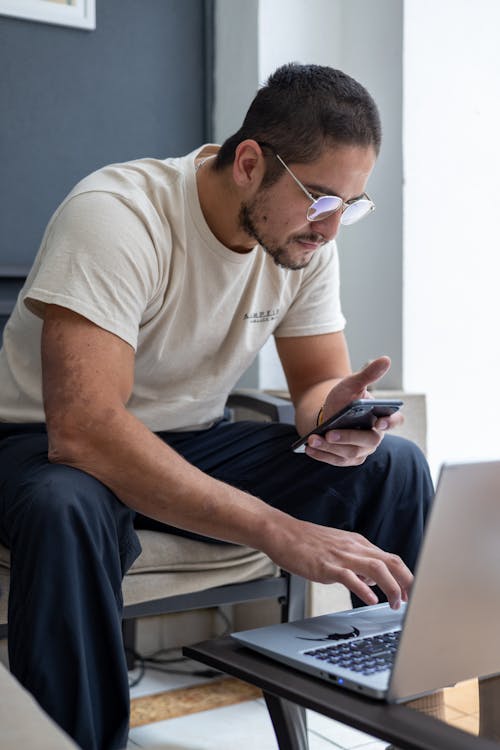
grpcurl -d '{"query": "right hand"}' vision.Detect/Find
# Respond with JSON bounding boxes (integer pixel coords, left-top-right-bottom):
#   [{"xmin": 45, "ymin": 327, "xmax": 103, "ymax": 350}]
[
  {"xmin": 305, "ymin": 357, "xmax": 404, "ymax": 468},
  {"xmin": 266, "ymin": 517, "xmax": 412, "ymax": 609}
]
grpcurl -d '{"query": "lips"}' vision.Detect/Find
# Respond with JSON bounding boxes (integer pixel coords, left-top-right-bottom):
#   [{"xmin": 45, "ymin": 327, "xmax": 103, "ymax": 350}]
[
  {"xmin": 297, "ymin": 238, "xmax": 322, "ymax": 251},
  {"xmin": 295, "ymin": 233, "xmax": 325, "ymax": 251}
]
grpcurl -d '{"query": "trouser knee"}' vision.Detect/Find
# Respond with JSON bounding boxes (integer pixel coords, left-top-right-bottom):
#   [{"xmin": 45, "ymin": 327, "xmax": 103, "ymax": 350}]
[
  {"xmin": 371, "ymin": 434, "xmax": 433, "ymax": 505},
  {"xmin": 7, "ymin": 462, "xmax": 138, "ymax": 583}
]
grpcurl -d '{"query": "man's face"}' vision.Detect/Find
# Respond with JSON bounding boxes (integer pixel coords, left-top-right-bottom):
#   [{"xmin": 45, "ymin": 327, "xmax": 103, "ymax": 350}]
[{"xmin": 239, "ymin": 144, "xmax": 376, "ymax": 270}]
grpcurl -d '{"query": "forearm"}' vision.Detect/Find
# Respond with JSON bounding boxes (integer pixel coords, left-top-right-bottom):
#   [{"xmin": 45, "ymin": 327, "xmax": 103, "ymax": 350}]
[{"xmin": 276, "ymin": 331, "xmax": 352, "ymax": 436}]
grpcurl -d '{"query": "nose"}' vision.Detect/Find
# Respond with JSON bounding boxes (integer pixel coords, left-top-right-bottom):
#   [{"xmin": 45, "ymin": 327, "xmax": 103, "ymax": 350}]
[{"xmin": 310, "ymin": 210, "xmax": 343, "ymax": 241}]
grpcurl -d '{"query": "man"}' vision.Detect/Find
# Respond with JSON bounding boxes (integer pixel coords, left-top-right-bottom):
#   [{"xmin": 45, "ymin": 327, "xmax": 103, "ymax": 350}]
[{"xmin": 0, "ymin": 63, "xmax": 432, "ymax": 749}]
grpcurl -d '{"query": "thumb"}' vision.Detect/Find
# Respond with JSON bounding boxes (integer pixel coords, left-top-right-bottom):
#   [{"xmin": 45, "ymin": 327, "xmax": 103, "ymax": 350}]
[
  {"xmin": 324, "ymin": 356, "xmax": 391, "ymax": 416},
  {"xmin": 350, "ymin": 356, "xmax": 391, "ymax": 392}
]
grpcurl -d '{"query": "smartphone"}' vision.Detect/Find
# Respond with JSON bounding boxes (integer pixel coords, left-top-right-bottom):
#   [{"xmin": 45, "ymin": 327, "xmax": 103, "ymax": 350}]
[{"xmin": 291, "ymin": 398, "xmax": 403, "ymax": 453}]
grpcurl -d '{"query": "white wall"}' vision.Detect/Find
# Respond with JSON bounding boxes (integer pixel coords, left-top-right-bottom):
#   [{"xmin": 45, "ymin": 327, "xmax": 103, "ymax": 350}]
[
  {"xmin": 215, "ymin": 1, "xmax": 500, "ymax": 476},
  {"xmin": 214, "ymin": 0, "xmax": 404, "ymax": 391},
  {"xmin": 403, "ymin": 0, "xmax": 500, "ymax": 475}
]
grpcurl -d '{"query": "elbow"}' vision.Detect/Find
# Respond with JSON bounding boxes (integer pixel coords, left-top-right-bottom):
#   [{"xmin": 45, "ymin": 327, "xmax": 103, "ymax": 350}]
[
  {"xmin": 46, "ymin": 420, "xmax": 88, "ymax": 466},
  {"xmin": 45, "ymin": 410, "xmax": 105, "ymax": 468}
]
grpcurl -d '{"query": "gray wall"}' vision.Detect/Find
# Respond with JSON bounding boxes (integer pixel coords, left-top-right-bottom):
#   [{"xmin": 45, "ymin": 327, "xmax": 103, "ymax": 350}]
[
  {"xmin": 0, "ymin": 0, "xmax": 211, "ymax": 273},
  {"xmin": 0, "ymin": 0, "xmax": 212, "ymax": 340}
]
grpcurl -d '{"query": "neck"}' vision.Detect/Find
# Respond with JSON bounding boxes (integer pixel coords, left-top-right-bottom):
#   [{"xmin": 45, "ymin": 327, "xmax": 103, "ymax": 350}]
[{"xmin": 196, "ymin": 154, "xmax": 256, "ymax": 253}]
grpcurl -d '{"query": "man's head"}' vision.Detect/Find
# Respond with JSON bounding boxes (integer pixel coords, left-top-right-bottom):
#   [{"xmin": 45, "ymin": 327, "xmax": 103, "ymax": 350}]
[
  {"xmin": 215, "ymin": 63, "xmax": 381, "ymax": 184},
  {"xmin": 211, "ymin": 64, "xmax": 380, "ymax": 270}
]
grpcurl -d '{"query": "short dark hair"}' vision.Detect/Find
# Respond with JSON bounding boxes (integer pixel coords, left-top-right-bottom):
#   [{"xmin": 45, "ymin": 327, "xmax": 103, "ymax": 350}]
[{"xmin": 215, "ymin": 63, "xmax": 381, "ymax": 184}]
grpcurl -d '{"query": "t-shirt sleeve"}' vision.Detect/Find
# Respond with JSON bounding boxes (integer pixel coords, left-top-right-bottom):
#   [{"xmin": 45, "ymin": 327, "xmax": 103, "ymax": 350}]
[
  {"xmin": 273, "ymin": 242, "xmax": 346, "ymax": 337},
  {"xmin": 23, "ymin": 191, "xmax": 162, "ymax": 350}
]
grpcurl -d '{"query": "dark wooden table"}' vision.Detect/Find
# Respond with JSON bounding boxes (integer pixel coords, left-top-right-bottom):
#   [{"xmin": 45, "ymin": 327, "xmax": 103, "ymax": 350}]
[{"xmin": 184, "ymin": 636, "xmax": 500, "ymax": 750}]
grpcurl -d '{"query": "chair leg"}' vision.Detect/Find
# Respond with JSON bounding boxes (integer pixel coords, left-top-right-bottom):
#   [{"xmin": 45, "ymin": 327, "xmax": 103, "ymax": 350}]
[
  {"xmin": 122, "ymin": 618, "xmax": 137, "ymax": 670},
  {"xmin": 280, "ymin": 573, "xmax": 307, "ymax": 623}
]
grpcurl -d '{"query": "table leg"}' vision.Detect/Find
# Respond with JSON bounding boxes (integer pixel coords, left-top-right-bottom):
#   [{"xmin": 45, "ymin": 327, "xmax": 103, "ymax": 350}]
[{"xmin": 263, "ymin": 692, "xmax": 309, "ymax": 750}]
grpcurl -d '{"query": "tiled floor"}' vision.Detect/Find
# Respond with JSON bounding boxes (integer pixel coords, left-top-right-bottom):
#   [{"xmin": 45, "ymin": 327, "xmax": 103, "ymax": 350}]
[{"xmin": 127, "ymin": 660, "xmax": 389, "ymax": 750}]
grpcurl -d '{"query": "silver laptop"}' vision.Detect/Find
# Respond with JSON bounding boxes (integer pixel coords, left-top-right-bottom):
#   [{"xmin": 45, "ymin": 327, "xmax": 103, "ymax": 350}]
[{"xmin": 233, "ymin": 460, "xmax": 500, "ymax": 703}]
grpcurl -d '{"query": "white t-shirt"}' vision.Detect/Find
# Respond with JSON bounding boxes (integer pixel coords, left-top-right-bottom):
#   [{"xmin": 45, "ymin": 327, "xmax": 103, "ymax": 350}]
[{"xmin": 0, "ymin": 145, "xmax": 346, "ymax": 430}]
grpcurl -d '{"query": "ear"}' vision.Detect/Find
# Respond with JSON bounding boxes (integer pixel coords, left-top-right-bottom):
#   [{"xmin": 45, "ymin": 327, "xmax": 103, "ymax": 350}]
[{"xmin": 232, "ymin": 140, "xmax": 266, "ymax": 190}]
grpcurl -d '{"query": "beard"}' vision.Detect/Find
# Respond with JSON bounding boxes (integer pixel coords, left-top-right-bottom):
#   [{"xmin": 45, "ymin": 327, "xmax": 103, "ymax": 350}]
[{"xmin": 239, "ymin": 198, "xmax": 325, "ymax": 271}]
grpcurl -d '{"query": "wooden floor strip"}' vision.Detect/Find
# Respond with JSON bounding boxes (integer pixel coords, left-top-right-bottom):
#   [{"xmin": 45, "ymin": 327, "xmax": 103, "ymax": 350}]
[{"xmin": 130, "ymin": 677, "xmax": 262, "ymax": 727}]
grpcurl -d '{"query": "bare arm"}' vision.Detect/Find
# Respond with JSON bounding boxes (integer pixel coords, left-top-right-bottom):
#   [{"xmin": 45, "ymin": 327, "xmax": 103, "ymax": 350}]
[
  {"xmin": 42, "ymin": 305, "xmax": 272, "ymax": 544},
  {"xmin": 42, "ymin": 306, "xmax": 410, "ymax": 607},
  {"xmin": 276, "ymin": 331, "xmax": 352, "ymax": 435}
]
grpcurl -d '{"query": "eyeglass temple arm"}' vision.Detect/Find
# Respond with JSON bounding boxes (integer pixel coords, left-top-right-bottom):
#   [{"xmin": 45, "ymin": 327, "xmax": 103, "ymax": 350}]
[
  {"xmin": 274, "ymin": 153, "xmax": 316, "ymax": 202},
  {"xmin": 272, "ymin": 149, "xmax": 374, "ymax": 215}
]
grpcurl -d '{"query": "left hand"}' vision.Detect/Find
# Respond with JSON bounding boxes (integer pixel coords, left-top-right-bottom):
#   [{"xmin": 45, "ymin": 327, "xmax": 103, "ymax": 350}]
[{"xmin": 304, "ymin": 356, "xmax": 404, "ymax": 467}]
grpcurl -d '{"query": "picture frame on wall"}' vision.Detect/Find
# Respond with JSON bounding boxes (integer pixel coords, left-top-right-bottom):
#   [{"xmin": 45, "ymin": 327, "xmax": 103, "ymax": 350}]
[{"xmin": 0, "ymin": 0, "xmax": 95, "ymax": 30}]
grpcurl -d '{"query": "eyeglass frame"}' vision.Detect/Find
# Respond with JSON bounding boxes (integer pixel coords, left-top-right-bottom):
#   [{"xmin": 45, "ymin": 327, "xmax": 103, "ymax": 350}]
[{"xmin": 258, "ymin": 142, "xmax": 375, "ymax": 225}]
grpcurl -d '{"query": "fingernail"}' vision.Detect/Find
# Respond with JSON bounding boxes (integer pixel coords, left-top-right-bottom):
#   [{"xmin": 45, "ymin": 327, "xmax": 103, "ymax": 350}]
[
  {"xmin": 378, "ymin": 420, "xmax": 389, "ymax": 431},
  {"xmin": 309, "ymin": 437, "xmax": 321, "ymax": 448},
  {"xmin": 327, "ymin": 431, "xmax": 341, "ymax": 442}
]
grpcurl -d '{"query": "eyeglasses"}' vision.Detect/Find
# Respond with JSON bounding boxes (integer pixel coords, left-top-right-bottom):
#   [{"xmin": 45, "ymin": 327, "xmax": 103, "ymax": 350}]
[{"xmin": 273, "ymin": 152, "xmax": 375, "ymax": 225}]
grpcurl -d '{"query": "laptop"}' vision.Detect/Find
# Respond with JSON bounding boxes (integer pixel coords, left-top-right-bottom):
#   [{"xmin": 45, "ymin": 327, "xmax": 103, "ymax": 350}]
[{"xmin": 233, "ymin": 460, "xmax": 500, "ymax": 703}]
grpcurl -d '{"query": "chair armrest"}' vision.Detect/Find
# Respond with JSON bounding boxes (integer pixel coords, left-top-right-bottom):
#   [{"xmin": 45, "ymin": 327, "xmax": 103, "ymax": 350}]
[{"xmin": 227, "ymin": 389, "xmax": 295, "ymax": 424}]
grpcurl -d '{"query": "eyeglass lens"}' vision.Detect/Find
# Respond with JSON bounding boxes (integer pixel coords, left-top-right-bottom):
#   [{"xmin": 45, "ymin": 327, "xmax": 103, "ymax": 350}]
[
  {"xmin": 340, "ymin": 199, "xmax": 373, "ymax": 226},
  {"xmin": 307, "ymin": 196, "xmax": 373, "ymax": 225},
  {"xmin": 306, "ymin": 196, "xmax": 343, "ymax": 222}
]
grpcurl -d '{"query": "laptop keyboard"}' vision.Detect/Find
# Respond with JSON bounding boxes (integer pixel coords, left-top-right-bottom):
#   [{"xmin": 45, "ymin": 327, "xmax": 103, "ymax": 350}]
[{"xmin": 303, "ymin": 629, "xmax": 401, "ymax": 676}]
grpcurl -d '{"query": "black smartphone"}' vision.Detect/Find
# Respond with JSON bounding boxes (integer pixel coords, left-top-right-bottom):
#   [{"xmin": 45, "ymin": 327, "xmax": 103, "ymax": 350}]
[{"xmin": 291, "ymin": 398, "xmax": 403, "ymax": 453}]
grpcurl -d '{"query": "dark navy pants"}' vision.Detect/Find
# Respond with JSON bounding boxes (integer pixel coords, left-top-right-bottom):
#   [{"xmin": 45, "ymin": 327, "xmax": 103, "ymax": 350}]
[{"xmin": 0, "ymin": 419, "xmax": 433, "ymax": 750}]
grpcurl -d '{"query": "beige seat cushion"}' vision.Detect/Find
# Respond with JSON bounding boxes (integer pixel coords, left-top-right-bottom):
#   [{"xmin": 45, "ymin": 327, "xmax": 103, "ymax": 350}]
[
  {"xmin": 0, "ymin": 530, "xmax": 278, "ymax": 624},
  {"xmin": 124, "ymin": 530, "xmax": 278, "ymax": 606}
]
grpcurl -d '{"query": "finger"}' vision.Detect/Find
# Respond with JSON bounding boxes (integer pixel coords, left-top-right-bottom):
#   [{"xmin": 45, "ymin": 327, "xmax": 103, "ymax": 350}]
[
  {"xmin": 304, "ymin": 445, "xmax": 368, "ymax": 466},
  {"xmin": 306, "ymin": 430, "xmax": 381, "ymax": 464},
  {"xmin": 362, "ymin": 563, "xmax": 402, "ymax": 609},
  {"xmin": 306, "ymin": 440, "xmax": 375, "ymax": 465},
  {"xmin": 357, "ymin": 573, "xmax": 377, "ymax": 586},
  {"xmin": 349, "ymin": 356, "xmax": 392, "ymax": 390},
  {"xmin": 322, "ymin": 428, "xmax": 381, "ymax": 449},
  {"xmin": 324, "ymin": 356, "xmax": 391, "ymax": 416},
  {"xmin": 385, "ymin": 553, "xmax": 414, "ymax": 596},
  {"xmin": 351, "ymin": 554, "xmax": 412, "ymax": 610},
  {"xmin": 374, "ymin": 411, "xmax": 404, "ymax": 431},
  {"xmin": 335, "ymin": 569, "xmax": 380, "ymax": 606}
]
